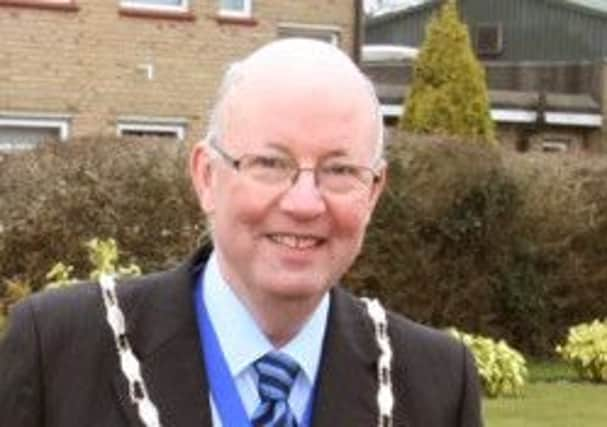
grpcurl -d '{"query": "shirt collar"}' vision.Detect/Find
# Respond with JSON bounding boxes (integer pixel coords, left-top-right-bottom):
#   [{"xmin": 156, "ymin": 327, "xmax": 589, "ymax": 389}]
[{"xmin": 203, "ymin": 250, "xmax": 330, "ymax": 384}]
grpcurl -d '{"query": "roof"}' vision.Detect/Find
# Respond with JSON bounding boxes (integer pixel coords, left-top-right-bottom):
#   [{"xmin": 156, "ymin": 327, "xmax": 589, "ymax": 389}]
[
  {"xmin": 367, "ymin": 0, "xmax": 607, "ymax": 25},
  {"xmin": 561, "ymin": 0, "xmax": 607, "ymax": 15},
  {"xmin": 366, "ymin": 0, "xmax": 439, "ymax": 26}
]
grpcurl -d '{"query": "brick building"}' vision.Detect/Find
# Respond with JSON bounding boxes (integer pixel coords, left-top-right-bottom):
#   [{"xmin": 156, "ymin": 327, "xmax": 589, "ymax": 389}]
[{"xmin": 0, "ymin": 0, "xmax": 361, "ymax": 149}]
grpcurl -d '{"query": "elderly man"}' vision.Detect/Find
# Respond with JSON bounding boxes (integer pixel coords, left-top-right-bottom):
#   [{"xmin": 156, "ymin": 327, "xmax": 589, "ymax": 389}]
[{"xmin": 0, "ymin": 39, "xmax": 482, "ymax": 427}]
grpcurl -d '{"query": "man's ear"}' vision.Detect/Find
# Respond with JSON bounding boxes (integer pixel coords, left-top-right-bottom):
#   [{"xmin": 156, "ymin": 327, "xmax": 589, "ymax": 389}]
[
  {"xmin": 369, "ymin": 161, "xmax": 387, "ymax": 212},
  {"xmin": 190, "ymin": 141, "xmax": 215, "ymax": 215}
]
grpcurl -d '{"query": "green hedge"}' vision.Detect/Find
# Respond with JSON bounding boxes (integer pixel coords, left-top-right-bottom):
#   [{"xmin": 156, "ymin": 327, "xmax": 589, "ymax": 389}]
[
  {"xmin": 350, "ymin": 133, "xmax": 607, "ymax": 355},
  {"xmin": 2, "ymin": 134, "xmax": 606, "ymax": 356},
  {"xmin": 0, "ymin": 137, "xmax": 203, "ymax": 289}
]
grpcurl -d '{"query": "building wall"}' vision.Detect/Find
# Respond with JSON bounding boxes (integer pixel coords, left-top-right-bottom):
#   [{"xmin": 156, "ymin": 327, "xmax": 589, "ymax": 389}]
[
  {"xmin": 0, "ymin": 0, "xmax": 356, "ymax": 143},
  {"xmin": 460, "ymin": 0, "xmax": 607, "ymax": 61},
  {"xmin": 365, "ymin": 0, "xmax": 607, "ymax": 62}
]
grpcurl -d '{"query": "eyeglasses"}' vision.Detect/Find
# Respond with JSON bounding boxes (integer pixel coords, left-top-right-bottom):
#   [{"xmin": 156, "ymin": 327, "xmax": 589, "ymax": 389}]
[{"xmin": 209, "ymin": 140, "xmax": 381, "ymax": 195}]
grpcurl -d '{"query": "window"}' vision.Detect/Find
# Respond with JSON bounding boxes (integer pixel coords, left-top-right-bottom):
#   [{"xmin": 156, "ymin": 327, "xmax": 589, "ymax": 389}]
[
  {"xmin": 218, "ymin": 0, "xmax": 252, "ymax": 18},
  {"xmin": 120, "ymin": 0, "xmax": 188, "ymax": 12},
  {"xmin": 476, "ymin": 23, "xmax": 503, "ymax": 56},
  {"xmin": 277, "ymin": 23, "xmax": 341, "ymax": 46},
  {"xmin": 542, "ymin": 141, "xmax": 569, "ymax": 153},
  {"xmin": 117, "ymin": 117, "xmax": 187, "ymax": 140},
  {"xmin": 541, "ymin": 135, "xmax": 572, "ymax": 153},
  {"xmin": 0, "ymin": 113, "xmax": 70, "ymax": 151},
  {"xmin": 0, "ymin": 0, "xmax": 78, "ymax": 11}
]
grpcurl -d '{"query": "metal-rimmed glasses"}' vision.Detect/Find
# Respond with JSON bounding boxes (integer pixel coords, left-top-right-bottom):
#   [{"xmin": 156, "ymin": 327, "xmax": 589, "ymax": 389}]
[{"xmin": 209, "ymin": 140, "xmax": 381, "ymax": 195}]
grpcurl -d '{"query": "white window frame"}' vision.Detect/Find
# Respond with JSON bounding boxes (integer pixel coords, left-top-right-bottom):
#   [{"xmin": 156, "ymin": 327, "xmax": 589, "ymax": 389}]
[
  {"xmin": 544, "ymin": 111, "xmax": 603, "ymax": 128},
  {"xmin": 542, "ymin": 141, "xmax": 569, "ymax": 153},
  {"xmin": 0, "ymin": 112, "xmax": 70, "ymax": 151},
  {"xmin": 277, "ymin": 23, "xmax": 341, "ymax": 46},
  {"xmin": 218, "ymin": 0, "xmax": 252, "ymax": 18},
  {"xmin": 117, "ymin": 116, "xmax": 187, "ymax": 140},
  {"xmin": 120, "ymin": 0, "xmax": 189, "ymax": 13}
]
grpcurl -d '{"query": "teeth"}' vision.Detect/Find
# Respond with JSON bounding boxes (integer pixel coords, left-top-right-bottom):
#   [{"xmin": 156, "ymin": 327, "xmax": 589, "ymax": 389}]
[{"xmin": 269, "ymin": 234, "xmax": 322, "ymax": 249}]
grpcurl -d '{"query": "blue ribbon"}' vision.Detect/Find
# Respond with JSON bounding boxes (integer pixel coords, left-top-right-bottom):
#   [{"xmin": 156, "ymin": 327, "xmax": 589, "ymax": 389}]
[{"xmin": 194, "ymin": 273, "xmax": 316, "ymax": 427}]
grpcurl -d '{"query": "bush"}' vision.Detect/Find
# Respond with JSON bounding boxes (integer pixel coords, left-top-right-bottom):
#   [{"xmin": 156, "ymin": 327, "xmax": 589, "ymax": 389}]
[
  {"xmin": 448, "ymin": 328, "xmax": 528, "ymax": 397},
  {"xmin": 0, "ymin": 279, "xmax": 31, "ymax": 335},
  {"xmin": 556, "ymin": 319, "xmax": 607, "ymax": 383},
  {"xmin": 401, "ymin": 0, "xmax": 494, "ymax": 141},
  {"xmin": 350, "ymin": 133, "xmax": 607, "ymax": 356},
  {"xmin": 0, "ymin": 137, "xmax": 203, "ymax": 291},
  {"xmin": 350, "ymin": 135, "xmax": 519, "ymax": 345},
  {"xmin": 45, "ymin": 237, "xmax": 141, "ymax": 289},
  {"xmin": 0, "ymin": 237, "xmax": 140, "ymax": 334}
]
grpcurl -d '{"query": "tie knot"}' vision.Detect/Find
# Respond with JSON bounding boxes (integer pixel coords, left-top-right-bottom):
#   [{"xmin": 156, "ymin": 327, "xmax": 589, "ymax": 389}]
[{"xmin": 254, "ymin": 351, "xmax": 300, "ymax": 402}]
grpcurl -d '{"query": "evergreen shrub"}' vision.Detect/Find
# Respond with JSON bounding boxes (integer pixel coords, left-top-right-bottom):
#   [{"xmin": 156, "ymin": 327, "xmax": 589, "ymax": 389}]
[
  {"xmin": 448, "ymin": 328, "xmax": 528, "ymax": 397},
  {"xmin": 556, "ymin": 319, "xmax": 607, "ymax": 383},
  {"xmin": 401, "ymin": 0, "xmax": 494, "ymax": 141}
]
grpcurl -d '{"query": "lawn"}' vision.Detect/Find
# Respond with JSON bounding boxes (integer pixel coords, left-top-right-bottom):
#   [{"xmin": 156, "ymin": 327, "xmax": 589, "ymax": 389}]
[{"xmin": 483, "ymin": 361, "xmax": 607, "ymax": 427}]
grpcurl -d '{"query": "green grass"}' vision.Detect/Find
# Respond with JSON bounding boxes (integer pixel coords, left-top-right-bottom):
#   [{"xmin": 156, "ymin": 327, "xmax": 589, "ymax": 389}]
[
  {"xmin": 484, "ymin": 382, "xmax": 607, "ymax": 427},
  {"xmin": 483, "ymin": 361, "xmax": 607, "ymax": 427},
  {"xmin": 526, "ymin": 359, "xmax": 576, "ymax": 382}
]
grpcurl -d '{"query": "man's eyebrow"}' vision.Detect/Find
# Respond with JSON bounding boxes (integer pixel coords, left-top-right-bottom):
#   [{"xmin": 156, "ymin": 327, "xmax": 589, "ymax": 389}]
[
  {"xmin": 265, "ymin": 142, "xmax": 291, "ymax": 155},
  {"xmin": 322, "ymin": 149, "xmax": 350, "ymax": 159},
  {"xmin": 265, "ymin": 142, "xmax": 351, "ymax": 159}
]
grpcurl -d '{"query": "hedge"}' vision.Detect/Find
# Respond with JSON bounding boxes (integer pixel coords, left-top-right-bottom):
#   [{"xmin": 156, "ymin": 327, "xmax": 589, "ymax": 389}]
[{"xmin": 2, "ymin": 134, "xmax": 606, "ymax": 356}]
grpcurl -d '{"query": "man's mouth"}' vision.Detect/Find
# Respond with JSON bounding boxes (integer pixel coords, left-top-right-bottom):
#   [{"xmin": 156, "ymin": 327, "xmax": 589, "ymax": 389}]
[{"xmin": 267, "ymin": 233, "xmax": 326, "ymax": 249}]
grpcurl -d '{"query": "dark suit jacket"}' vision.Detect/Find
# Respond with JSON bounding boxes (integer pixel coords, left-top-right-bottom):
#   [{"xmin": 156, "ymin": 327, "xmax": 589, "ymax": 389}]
[{"xmin": 0, "ymin": 247, "xmax": 482, "ymax": 426}]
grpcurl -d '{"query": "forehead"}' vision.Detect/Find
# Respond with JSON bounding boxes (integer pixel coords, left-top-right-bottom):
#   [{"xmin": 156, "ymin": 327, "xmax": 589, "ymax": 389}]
[{"xmin": 222, "ymin": 55, "xmax": 378, "ymax": 160}]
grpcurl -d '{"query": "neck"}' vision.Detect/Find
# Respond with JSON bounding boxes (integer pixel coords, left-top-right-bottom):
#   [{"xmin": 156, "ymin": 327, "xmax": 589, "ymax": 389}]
[
  {"xmin": 213, "ymin": 252, "xmax": 326, "ymax": 348},
  {"xmin": 248, "ymin": 297, "xmax": 322, "ymax": 347},
  {"xmin": 225, "ymin": 285, "xmax": 322, "ymax": 347}
]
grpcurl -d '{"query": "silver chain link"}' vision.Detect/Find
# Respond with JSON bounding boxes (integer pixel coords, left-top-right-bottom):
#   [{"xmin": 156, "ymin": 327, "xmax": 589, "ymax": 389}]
[
  {"xmin": 99, "ymin": 274, "xmax": 162, "ymax": 427},
  {"xmin": 361, "ymin": 297, "xmax": 395, "ymax": 427}
]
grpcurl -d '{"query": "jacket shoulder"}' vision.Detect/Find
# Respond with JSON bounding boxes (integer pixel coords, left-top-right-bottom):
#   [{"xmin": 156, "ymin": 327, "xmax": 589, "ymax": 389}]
[{"xmin": 387, "ymin": 310, "xmax": 466, "ymax": 362}]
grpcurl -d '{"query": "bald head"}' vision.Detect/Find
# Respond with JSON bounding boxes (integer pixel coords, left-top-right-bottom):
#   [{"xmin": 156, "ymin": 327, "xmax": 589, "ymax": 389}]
[{"xmin": 205, "ymin": 38, "xmax": 384, "ymax": 162}]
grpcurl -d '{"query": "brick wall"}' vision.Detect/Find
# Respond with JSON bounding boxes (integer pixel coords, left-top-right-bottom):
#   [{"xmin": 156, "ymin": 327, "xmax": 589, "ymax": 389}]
[{"xmin": 0, "ymin": 0, "xmax": 356, "ymax": 143}]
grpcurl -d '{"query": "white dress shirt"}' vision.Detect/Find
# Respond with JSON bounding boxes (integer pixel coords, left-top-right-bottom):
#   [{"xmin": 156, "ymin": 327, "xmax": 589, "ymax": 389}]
[{"xmin": 203, "ymin": 251, "xmax": 330, "ymax": 426}]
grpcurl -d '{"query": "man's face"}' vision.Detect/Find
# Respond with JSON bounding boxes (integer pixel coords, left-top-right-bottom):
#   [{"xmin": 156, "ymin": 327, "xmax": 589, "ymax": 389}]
[{"xmin": 191, "ymin": 66, "xmax": 385, "ymax": 308}]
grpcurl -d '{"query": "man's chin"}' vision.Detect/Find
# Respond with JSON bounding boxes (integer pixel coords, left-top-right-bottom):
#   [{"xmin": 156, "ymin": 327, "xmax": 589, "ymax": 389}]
[{"xmin": 264, "ymin": 279, "xmax": 332, "ymax": 302}]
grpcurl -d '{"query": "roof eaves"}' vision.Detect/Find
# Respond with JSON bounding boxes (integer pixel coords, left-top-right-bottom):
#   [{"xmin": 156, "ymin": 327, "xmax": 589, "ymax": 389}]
[
  {"xmin": 543, "ymin": 0, "xmax": 607, "ymax": 19},
  {"xmin": 366, "ymin": 0, "xmax": 441, "ymax": 27}
]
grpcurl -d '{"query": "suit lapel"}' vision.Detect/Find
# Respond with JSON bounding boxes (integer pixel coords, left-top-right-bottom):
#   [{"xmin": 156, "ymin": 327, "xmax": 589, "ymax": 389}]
[
  {"xmin": 112, "ymin": 248, "xmax": 213, "ymax": 427},
  {"xmin": 312, "ymin": 288, "xmax": 380, "ymax": 427}
]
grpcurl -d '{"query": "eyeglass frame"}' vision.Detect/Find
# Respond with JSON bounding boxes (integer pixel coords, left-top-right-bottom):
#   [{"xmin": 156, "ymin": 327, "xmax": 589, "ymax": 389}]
[{"xmin": 207, "ymin": 139, "xmax": 383, "ymax": 195}]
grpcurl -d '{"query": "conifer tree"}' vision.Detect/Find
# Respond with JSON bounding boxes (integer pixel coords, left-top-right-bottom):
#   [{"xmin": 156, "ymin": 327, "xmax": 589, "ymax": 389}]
[{"xmin": 400, "ymin": 0, "xmax": 495, "ymax": 142}]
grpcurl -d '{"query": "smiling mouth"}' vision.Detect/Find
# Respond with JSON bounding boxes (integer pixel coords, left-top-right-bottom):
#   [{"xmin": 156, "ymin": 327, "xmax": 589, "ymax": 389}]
[{"xmin": 267, "ymin": 233, "xmax": 326, "ymax": 249}]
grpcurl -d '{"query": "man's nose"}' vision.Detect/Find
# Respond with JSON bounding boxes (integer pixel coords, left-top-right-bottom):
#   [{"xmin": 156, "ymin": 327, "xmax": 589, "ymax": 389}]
[{"xmin": 278, "ymin": 169, "xmax": 327, "ymax": 218}]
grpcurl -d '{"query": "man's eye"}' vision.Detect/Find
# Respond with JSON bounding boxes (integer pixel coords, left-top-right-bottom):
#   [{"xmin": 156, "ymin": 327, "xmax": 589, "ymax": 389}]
[
  {"xmin": 250, "ymin": 155, "xmax": 291, "ymax": 169},
  {"xmin": 323, "ymin": 163, "xmax": 359, "ymax": 176}
]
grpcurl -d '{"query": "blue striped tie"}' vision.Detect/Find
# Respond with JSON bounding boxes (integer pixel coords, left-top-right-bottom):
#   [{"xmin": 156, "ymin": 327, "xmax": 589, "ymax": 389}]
[{"xmin": 251, "ymin": 351, "xmax": 300, "ymax": 427}]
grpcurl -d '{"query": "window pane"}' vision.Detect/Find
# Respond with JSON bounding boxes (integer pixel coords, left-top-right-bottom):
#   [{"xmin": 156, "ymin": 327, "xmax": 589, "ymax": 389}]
[
  {"xmin": 126, "ymin": 0, "xmax": 183, "ymax": 5},
  {"xmin": 220, "ymin": 0, "xmax": 245, "ymax": 11},
  {"xmin": 121, "ymin": 129, "xmax": 178, "ymax": 139},
  {"xmin": 0, "ymin": 126, "xmax": 59, "ymax": 151},
  {"xmin": 278, "ymin": 29, "xmax": 338, "ymax": 45}
]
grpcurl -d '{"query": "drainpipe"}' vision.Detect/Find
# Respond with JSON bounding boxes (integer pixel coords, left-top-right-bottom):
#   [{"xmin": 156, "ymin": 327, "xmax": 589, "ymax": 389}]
[{"xmin": 353, "ymin": 0, "xmax": 362, "ymax": 64}]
